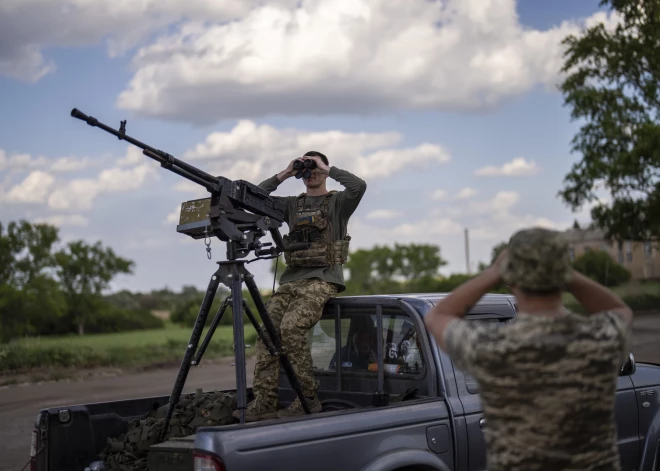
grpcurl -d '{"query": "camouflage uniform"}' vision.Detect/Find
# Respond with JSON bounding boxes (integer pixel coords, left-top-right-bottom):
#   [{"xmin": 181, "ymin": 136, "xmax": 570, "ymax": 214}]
[
  {"xmin": 443, "ymin": 228, "xmax": 631, "ymax": 470},
  {"xmin": 248, "ymin": 278, "xmax": 338, "ymax": 418},
  {"xmin": 237, "ymin": 165, "xmax": 366, "ymax": 421}
]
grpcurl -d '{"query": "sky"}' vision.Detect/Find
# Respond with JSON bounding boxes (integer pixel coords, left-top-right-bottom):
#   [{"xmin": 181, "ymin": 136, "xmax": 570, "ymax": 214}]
[{"xmin": 0, "ymin": 0, "xmax": 619, "ymax": 294}]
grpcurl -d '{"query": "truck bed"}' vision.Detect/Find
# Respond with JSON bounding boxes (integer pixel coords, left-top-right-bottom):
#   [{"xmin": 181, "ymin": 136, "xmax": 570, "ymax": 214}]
[
  {"xmin": 152, "ymin": 394, "xmax": 453, "ymax": 471},
  {"xmin": 36, "ymin": 387, "xmax": 430, "ymax": 471}
]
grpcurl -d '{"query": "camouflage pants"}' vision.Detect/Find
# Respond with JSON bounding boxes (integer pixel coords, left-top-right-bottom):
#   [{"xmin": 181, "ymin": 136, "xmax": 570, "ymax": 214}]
[{"xmin": 252, "ymin": 278, "xmax": 338, "ymax": 402}]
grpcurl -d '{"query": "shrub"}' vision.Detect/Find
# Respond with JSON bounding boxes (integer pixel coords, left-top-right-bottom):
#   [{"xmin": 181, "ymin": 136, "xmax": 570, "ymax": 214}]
[
  {"xmin": 84, "ymin": 305, "xmax": 165, "ymax": 334},
  {"xmin": 170, "ymin": 292, "xmax": 263, "ymax": 328},
  {"xmin": 565, "ymin": 292, "xmax": 660, "ymax": 314},
  {"xmin": 572, "ymin": 250, "xmax": 631, "ymax": 287},
  {"xmin": 435, "ymin": 274, "xmax": 474, "ymax": 293}
]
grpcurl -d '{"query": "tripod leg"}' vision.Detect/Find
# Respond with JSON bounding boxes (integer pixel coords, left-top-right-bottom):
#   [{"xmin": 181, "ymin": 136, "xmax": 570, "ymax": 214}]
[
  {"xmin": 230, "ymin": 267, "xmax": 249, "ymax": 424},
  {"xmin": 159, "ymin": 269, "xmax": 221, "ymax": 442},
  {"xmin": 242, "ymin": 299, "xmax": 275, "ymax": 356},
  {"xmin": 241, "ymin": 269, "xmax": 311, "ymax": 414},
  {"xmin": 193, "ymin": 296, "xmax": 231, "ymax": 366}
]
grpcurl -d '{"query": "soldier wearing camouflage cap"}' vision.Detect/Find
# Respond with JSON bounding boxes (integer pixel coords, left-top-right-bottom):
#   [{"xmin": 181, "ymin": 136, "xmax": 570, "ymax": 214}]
[
  {"xmin": 236, "ymin": 151, "xmax": 367, "ymax": 422},
  {"xmin": 424, "ymin": 227, "xmax": 633, "ymax": 471}
]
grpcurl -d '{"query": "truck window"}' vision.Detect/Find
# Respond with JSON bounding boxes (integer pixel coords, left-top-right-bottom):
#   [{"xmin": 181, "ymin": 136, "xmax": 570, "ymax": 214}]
[{"xmin": 309, "ymin": 306, "xmax": 426, "ymax": 377}]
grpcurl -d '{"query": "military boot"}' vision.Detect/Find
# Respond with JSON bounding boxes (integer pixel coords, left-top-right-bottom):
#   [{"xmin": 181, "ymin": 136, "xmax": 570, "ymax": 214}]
[
  {"xmin": 276, "ymin": 395, "xmax": 322, "ymax": 418},
  {"xmin": 233, "ymin": 396, "xmax": 278, "ymax": 422}
]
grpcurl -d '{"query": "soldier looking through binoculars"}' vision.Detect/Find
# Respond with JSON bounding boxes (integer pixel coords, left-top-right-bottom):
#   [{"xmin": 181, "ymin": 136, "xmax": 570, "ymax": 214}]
[{"xmin": 234, "ymin": 150, "xmax": 368, "ymax": 421}]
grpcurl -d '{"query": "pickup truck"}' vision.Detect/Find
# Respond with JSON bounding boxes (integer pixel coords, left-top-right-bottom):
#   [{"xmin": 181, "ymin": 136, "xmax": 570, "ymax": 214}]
[{"xmin": 29, "ymin": 292, "xmax": 660, "ymax": 471}]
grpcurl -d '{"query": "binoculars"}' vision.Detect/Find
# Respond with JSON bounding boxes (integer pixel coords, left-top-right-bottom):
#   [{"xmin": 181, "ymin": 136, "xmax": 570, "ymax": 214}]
[{"xmin": 293, "ymin": 158, "xmax": 317, "ymax": 179}]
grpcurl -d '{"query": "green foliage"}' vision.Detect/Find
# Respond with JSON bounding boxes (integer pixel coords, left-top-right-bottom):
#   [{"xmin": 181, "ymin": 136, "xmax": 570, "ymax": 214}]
[
  {"xmin": 572, "ymin": 249, "xmax": 632, "ymax": 287},
  {"xmin": 343, "ymin": 243, "xmax": 447, "ymax": 295},
  {"xmin": 0, "ymin": 220, "xmax": 161, "ymax": 343},
  {"xmin": 434, "ymin": 274, "xmax": 474, "ymax": 292},
  {"xmin": 170, "ymin": 288, "xmax": 265, "ymax": 329},
  {"xmin": 558, "ymin": 0, "xmax": 660, "ymax": 241},
  {"xmin": 0, "ymin": 221, "xmax": 68, "ymax": 342},
  {"xmin": 55, "ymin": 240, "xmax": 134, "ymax": 335}
]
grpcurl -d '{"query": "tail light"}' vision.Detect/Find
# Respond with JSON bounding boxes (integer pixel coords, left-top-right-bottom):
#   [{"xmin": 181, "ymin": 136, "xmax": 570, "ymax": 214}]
[
  {"xmin": 193, "ymin": 452, "xmax": 226, "ymax": 471},
  {"xmin": 30, "ymin": 428, "xmax": 39, "ymax": 471}
]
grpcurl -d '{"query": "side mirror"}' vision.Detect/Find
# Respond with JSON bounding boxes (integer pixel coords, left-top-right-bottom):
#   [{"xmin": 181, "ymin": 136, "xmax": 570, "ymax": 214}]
[{"xmin": 620, "ymin": 353, "xmax": 636, "ymax": 376}]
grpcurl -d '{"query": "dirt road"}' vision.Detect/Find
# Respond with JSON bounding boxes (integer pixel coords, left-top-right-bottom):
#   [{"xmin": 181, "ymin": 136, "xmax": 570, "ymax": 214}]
[
  {"xmin": 1, "ymin": 315, "xmax": 658, "ymax": 471},
  {"xmin": 0, "ymin": 357, "xmax": 256, "ymax": 471}
]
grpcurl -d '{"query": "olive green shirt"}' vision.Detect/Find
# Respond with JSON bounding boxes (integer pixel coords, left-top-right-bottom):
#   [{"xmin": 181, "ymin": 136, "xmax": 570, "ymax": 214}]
[{"xmin": 258, "ymin": 166, "xmax": 367, "ymax": 292}]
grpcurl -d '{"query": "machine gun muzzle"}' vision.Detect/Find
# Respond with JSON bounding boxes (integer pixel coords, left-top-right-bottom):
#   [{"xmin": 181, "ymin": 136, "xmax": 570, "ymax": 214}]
[{"xmin": 71, "ymin": 108, "xmax": 98, "ymax": 126}]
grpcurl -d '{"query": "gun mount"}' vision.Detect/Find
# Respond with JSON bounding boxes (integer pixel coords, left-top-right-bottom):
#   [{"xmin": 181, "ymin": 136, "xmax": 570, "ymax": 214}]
[{"xmin": 69, "ymin": 108, "xmax": 313, "ymax": 439}]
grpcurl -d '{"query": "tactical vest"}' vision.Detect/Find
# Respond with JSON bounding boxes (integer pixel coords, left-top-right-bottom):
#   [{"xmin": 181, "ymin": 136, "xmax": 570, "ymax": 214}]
[{"xmin": 283, "ymin": 191, "xmax": 351, "ymax": 268}]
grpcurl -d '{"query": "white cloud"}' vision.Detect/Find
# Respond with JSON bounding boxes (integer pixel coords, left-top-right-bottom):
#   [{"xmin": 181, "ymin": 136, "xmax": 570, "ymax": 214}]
[
  {"xmin": 348, "ymin": 188, "xmax": 570, "ymax": 276},
  {"xmin": 349, "ymin": 217, "xmax": 463, "ymax": 250},
  {"xmin": 0, "ymin": 0, "xmax": 298, "ymax": 82},
  {"xmin": 3, "ymin": 171, "xmax": 55, "ymax": 204},
  {"xmin": 48, "ymin": 163, "xmax": 158, "ymax": 211},
  {"xmin": 454, "ymin": 187, "xmax": 478, "ymax": 200},
  {"xmin": 475, "ymin": 157, "xmax": 539, "ymax": 177},
  {"xmin": 50, "ymin": 156, "xmax": 94, "ymax": 173},
  {"xmin": 182, "ymin": 120, "xmax": 450, "ymax": 182},
  {"xmin": 0, "ymin": 148, "xmax": 98, "ymax": 175},
  {"xmin": 35, "ymin": 214, "xmax": 89, "ymax": 227},
  {"xmin": 112, "ymin": 0, "xmax": 620, "ymax": 123},
  {"xmin": 166, "ymin": 205, "xmax": 181, "ymax": 224},
  {"xmin": 174, "ymin": 180, "xmax": 211, "ymax": 198},
  {"xmin": 117, "ymin": 146, "xmax": 145, "ymax": 167},
  {"xmin": 366, "ymin": 209, "xmax": 403, "ymax": 220},
  {"xmin": 431, "ymin": 189, "xmax": 447, "ymax": 200},
  {"xmin": 0, "ymin": 149, "xmax": 48, "ymax": 172},
  {"xmin": 468, "ymin": 190, "xmax": 520, "ymax": 216}
]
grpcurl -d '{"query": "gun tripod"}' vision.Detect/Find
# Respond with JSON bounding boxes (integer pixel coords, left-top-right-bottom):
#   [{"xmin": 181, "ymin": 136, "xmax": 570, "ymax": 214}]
[{"xmin": 159, "ymin": 250, "xmax": 311, "ymax": 441}]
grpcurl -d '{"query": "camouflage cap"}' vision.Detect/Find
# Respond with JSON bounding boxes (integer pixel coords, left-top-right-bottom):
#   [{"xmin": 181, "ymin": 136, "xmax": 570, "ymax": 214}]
[{"xmin": 500, "ymin": 227, "xmax": 573, "ymax": 292}]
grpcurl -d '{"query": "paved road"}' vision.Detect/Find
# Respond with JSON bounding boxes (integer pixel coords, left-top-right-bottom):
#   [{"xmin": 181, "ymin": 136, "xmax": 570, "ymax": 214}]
[
  {"xmin": 0, "ymin": 357, "xmax": 256, "ymax": 471},
  {"xmin": 1, "ymin": 315, "xmax": 658, "ymax": 471}
]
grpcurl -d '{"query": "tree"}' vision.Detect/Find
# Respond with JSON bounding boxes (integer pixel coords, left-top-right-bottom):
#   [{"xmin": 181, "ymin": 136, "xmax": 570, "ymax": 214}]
[
  {"xmin": 572, "ymin": 250, "xmax": 631, "ymax": 287},
  {"xmin": 558, "ymin": 0, "xmax": 660, "ymax": 241},
  {"xmin": 395, "ymin": 243, "xmax": 447, "ymax": 281},
  {"xmin": 0, "ymin": 220, "xmax": 59, "ymax": 287},
  {"xmin": 0, "ymin": 221, "xmax": 66, "ymax": 342},
  {"xmin": 54, "ymin": 240, "xmax": 134, "ymax": 335},
  {"xmin": 344, "ymin": 243, "xmax": 447, "ymax": 294}
]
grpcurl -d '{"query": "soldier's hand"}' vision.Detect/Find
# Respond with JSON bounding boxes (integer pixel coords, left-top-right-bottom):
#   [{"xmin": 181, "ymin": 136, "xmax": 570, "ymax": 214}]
[
  {"xmin": 489, "ymin": 248, "xmax": 507, "ymax": 279},
  {"xmin": 277, "ymin": 158, "xmax": 300, "ymax": 181},
  {"xmin": 305, "ymin": 155, "xmax": 330, "ymax": 175}
]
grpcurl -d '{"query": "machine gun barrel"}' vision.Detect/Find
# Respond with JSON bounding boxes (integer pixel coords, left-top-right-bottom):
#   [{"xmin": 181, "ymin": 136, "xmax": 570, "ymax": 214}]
[{"xmin": 70, "ymin": 108, "xmax": 220, "ymax": 192}]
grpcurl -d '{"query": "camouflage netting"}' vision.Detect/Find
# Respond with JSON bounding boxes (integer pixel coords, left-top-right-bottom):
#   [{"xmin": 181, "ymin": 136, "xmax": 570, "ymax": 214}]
[{"xmin": 98, "ymin": 390, "xmax": 237, "ymax": 471}]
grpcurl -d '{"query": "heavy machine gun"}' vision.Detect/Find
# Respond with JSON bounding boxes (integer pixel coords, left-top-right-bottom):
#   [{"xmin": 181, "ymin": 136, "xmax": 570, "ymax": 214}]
[{"xmin": 69, "ymin": 108, "xmax": 313, "ymax": 440}]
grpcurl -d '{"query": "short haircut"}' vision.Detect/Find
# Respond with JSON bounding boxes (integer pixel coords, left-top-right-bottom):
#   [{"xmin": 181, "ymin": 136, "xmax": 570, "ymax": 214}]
[{"xmin": 304, "ymin": 151, "xmax": 329, "ymax": 166}]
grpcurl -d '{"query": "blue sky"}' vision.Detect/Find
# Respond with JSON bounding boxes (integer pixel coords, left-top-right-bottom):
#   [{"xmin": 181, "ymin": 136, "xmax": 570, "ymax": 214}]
[{"xmin": 0, "ymin": 0, "xmax": 616, "ymax": 293}]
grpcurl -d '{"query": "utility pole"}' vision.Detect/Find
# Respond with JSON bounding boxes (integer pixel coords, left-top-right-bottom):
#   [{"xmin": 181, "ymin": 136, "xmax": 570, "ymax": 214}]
[{"xmin": 465, "ymin": 228, "xmax": 471, "ymax": 274}]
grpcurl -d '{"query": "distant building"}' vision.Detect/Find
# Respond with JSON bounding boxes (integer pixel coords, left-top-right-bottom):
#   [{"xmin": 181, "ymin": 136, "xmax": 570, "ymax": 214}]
[{"xmin": 563, "ymin": 228, "xmax": 660, "ymax": 280}]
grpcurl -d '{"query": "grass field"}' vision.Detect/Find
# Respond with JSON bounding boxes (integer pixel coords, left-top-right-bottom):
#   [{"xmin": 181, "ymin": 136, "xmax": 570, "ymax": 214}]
[
  {"xmin": 0, "ymin": 322, "xmax": 257, "ymax": 379},
  {"xmin": 12, "ymin": 322, "xmax": 254, "ymax": 349}
]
